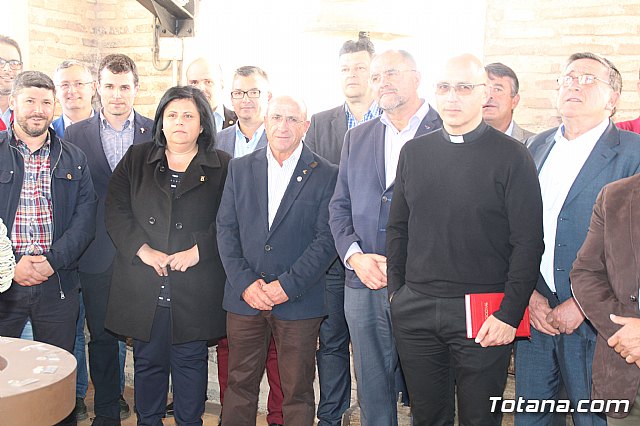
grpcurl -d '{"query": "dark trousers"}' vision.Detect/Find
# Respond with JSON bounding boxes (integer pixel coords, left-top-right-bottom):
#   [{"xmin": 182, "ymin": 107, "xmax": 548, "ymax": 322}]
[
  {"xmin": 316, "ymin": 269, "xmax": 351, "ymax": 426},
  {"xmin": 133, "ymin": 306, "xmax": 208, "ymax": 426},
  {"xmin": 79, "ymin": 269, "xmax": 121, "ymax": 421},
  {"xmin": 217, "ymin": 335, "xmax": 284, "ymax": 424},
  {"xmin": 0, "ymin": 276, "xmax": 79, "ymax": 425},
  {"xmin": 223, "ymin": 312, "xmax": 323, "ymax": 426},
  {"xmin": 391, "ymin": 287, "xmax": 511, "ymax": 426}
]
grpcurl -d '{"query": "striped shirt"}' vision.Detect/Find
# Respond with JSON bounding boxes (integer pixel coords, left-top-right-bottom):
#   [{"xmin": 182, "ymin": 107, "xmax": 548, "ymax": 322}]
[
  {"xmin": 10, "ymin": 135, "xmax": 54, "ymax": 256},
  {"xmin": 100, "ymin": 109, "xmax": 135, "ymax": 171},
  {"xmin": 266, "ymin": 142, "xmax": 303, "ymax": 229},
  {"xmin": 345, "ymin": 101, "xmax": 382, "ymax": 130}
]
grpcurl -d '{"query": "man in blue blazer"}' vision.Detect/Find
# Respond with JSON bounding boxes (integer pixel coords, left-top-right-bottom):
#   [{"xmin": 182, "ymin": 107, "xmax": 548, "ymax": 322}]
[
  {"xmin": 216, "ymin": 66, "xmax": 270, "ymax": 158},
  {"xmin": 516, "ymin": 52, "xmax": 640, "ymax": 426},
  {"xmin": 329, "ymin": 49, "xmax": 442, "ymax": 426},
  {"xmin": 65, "ymin": 54, "xmax": 153, "ymax": 426},
  {"xmin": 217, "ymin": 95, "xmax": 338, "ymax": 426},
  {"xmin": 51, "ymin": 60, "xmax": 96, "ymax": 140}
]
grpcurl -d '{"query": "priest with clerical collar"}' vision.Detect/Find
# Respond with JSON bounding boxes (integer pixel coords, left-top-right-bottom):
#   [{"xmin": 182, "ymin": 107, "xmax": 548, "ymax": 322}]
[{"xmin": 385, "ymin": 54, "xmax": 544, "ymax": 426}]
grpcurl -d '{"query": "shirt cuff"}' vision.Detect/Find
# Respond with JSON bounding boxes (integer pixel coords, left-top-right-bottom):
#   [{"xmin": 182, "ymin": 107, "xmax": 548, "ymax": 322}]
[{"xmin": 344, "ymin": 243, "xmax": 363, "ymax": 270}]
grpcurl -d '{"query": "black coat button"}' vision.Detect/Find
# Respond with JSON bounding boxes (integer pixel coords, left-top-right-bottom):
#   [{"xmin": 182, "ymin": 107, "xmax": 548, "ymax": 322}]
[
  {"xmin": 265, "ymin": 244, "xmax": 272, "ymax": 252},
  {"xmin": 159, "ymin": 166, "xmax": 166, "ymax": 172},
  {"xmin": 382, "ymin": 196, "xmax": 388, "ymax": 202},
  {"xmin": 175, "ymin": 222, "xmax": 183, "ymax": 230},
  {"xmin": 148, "ymin": 217, "xmax": 156, "ymax": 225}
]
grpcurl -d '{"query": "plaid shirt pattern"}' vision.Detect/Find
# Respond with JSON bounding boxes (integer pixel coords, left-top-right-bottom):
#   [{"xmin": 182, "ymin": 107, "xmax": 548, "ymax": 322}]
[
  {"xmin": 345, "ymin": 101, "xmax": 382, "ymax": 130},
  {"xmin": 10, "ymin": 135, "xmax": 54, "ymax": 256}
]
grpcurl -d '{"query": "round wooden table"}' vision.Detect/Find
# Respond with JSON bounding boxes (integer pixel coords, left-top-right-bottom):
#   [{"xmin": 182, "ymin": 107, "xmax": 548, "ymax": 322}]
[{"xmin": 0, "ymin": 337, "xmax": 76, "ymax": 425}]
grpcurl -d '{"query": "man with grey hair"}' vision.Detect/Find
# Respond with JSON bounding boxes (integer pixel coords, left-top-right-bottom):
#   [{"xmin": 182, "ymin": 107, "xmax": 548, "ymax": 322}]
[
  {"xmin": 516, "ymin": 52, "xmax": 640, "ymax": 426},
  {"xmin": 214, "ymin": 65, "xmax": 283, "ymax": 426},
  {"xmin": 329, "ymin": 49, "xmax": 442, "ymax": 425},
  {"xmin": 0, "ymin": 71, "xmax": 97, "ymax": 425},
  {"xmin": 483, "ymin": 62, "xmax": 534, "ymax": 143},
  {"xmin": 0, "ymin": 35, "xmax": 23, "ymax": 131},
  {"xmin": 52, "ymin": 60, "xmax": 96, "ymax": 138},
  {"xmin": 218, "ymin": 95, "xmax": 337, "ymax": 426}
]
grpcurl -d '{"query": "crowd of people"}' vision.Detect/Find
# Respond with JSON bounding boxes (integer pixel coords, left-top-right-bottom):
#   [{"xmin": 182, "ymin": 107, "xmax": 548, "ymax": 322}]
[{"xmin": 1, "ymin": 30, "xmax": 640, "ymax": 426}]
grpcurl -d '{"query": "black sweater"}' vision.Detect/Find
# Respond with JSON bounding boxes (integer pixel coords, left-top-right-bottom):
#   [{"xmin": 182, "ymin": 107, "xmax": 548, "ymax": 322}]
[{"xmin": 386, "ymin": 122, "xmax": 544, "ymax": 327}]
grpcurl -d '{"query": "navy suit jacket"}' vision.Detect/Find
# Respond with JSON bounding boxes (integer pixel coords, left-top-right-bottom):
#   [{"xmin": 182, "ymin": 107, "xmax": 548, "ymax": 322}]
[
  {"xmin": 528, "ymin": 121, "xmax": 640, "ymax": 338},
  {"xmin": 329, "ymin": 105, "xmax": 442, "ymax": 289},
  {"xmin": 216, "ymin": 124, "xmax": 268, "ymax": 158},
  {"xmin": 217, "ymin": 144, "xmax": 338, "ymax": 320},
  {"xmin": 65, "ymin": 112, "xmax": 154, "ymax": 274}
]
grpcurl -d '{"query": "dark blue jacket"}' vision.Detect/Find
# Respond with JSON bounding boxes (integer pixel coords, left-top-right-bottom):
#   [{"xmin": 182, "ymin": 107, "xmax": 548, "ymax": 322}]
[
  {"xmin": 0, "ymin": 128, "xmax": 98, "ymax": 292},
  {"xmin": 217, "ymin": 144, "xmax": 338, "ymax": 320}
]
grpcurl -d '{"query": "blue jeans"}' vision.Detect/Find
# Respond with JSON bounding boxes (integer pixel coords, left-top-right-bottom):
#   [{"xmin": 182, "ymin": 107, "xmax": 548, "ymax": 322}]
[
  {"xmin": 515, "ymin": 326, "xmax": 606, "ymax": 426},
  {"xmin": 316, "ymin": 269, "xmax": 351, "ymax": 426},
  {"xmin": 344, "ymin": 285, "xmax": 400, "ymax": 426},
  {"xmin": 0, "ymin": 278, "xmax": 79, "ymax": 353}
]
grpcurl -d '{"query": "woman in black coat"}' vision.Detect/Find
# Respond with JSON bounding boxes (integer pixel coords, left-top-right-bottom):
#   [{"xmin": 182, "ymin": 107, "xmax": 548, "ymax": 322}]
[{"xmin": 104, "ymin": 86, "xmax": 230, "ymax": 425}]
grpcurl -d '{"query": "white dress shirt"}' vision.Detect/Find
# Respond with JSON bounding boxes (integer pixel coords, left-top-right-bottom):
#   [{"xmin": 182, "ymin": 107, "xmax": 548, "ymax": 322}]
[
  {"xmin": 538, "ymin": 118, "xmax": 609, "ymax": 292},
  {"xmin": 345, "ymin": 100, "xmax": 432, "ymax": 268},
  {"xmin": 266, "ymin": 142, "xmax": 303, "ymax": 229}
]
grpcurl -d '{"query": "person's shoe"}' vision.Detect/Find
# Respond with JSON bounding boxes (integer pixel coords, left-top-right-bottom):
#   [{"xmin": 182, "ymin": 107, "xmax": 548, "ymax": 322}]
[
  {"xmin": 119, "ymin": 395, "xmax": 131, "ymax": 420},
  {"xmin": 165, "ymin": 401, "xmax": 175, "ymax": 417},
  {"xmin": 74, "ymin": 397, "xmax": 88, "ymax": 421}
]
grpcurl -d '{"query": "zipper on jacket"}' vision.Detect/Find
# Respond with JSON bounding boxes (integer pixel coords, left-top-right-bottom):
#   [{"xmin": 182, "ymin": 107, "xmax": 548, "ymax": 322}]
[{"xmin": 54, "ymin": 271, "xmax": 64, "ymax": 299}]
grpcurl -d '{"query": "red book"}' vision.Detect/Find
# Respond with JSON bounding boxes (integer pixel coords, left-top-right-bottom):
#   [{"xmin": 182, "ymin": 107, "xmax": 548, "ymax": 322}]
[{"xmin": 465, "ymin": 292, "xmax": 531, "ymax": 339}]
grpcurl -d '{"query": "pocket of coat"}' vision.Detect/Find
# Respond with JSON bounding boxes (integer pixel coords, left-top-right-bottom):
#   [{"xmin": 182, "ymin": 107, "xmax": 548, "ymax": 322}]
[{"xmin": 53, "ymin": 167, "xmax": 83, "ymax": 181}]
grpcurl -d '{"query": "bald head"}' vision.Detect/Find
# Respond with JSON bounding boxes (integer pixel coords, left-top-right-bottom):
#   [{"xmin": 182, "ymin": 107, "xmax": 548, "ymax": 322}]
[
  {"xmin": 186, "ymin": 58, "xmax": 224, "ymax": 110},
  {"xmin": 435, "ymin": 54, "xmax": 488, "ymax": 135}
]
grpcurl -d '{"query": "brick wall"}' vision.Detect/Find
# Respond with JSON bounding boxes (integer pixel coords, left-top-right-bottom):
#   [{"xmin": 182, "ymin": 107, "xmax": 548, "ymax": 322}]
[
  {"xmin": 484, "ymin": 0, "xmax": 640, "ymax": 133},
  {"xmin": 27, "ymin": 0, "xmax": 171, "ymax": 119}
]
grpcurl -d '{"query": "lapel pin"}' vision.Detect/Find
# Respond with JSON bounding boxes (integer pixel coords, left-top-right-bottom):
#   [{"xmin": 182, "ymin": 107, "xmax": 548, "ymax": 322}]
[
  {"xmin": 310, "ymin": 161, "xmax": 318, "ymax": 169},
  {"xmin": 140, "ymin": 127, "xmax": 146, "ymax": 134},
  {"xmin": 302, "ymin": 169, "xmax": 308, "ymax": 175},
  {"xmin": 200, "ymin": 176, "xmax": 206, "ymax": 182},
  {"xmin": 296, "ymin": 176, "xmax": 302, "ymax": 182},
  {"xmin": 66, "ymin": 173, "xmax": 73, "ymax": 180}
]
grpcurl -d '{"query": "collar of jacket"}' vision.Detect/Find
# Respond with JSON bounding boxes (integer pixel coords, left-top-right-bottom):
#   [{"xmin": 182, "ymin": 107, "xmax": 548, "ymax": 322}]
[{"xmin": 145, "ymin": 143, "xmax": 223, "ymax": 169}]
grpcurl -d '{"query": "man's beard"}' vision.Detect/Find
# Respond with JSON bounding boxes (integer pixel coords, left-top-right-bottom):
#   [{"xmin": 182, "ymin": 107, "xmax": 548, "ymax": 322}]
[{"xmin": 15, "ymin": 114, "xmax": 51, "ymax": 137}]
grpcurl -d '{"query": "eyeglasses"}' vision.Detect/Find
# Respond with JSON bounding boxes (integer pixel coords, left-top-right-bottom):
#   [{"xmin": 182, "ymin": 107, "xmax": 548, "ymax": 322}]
[
  {"xmin": 370, "ymin": 69, "xmax": 416, "ymax": 84},
  {"xmin": 57, "ymin": 81, "xmax": 93, "ymax": 91},
  {"xmin": 0, "ymin": 57, "xmax": 23, "ymax": 70},
  {"xmin": 435, "ymin": 83, "xmax": 486, "ymax": 96},
  {"xmin": 231, "ymin": 89, "xmax": 261, "ymax": 99},
  {"xmin": 268, "ymin": 114, "xmax": 304, "ymax": 125},
  {"xmin": 556, "ymin": 74, "xmax": 611, "ymax": 88}
]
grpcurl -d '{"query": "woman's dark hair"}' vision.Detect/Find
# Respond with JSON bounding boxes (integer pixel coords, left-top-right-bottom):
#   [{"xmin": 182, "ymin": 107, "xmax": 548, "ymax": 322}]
[{"xmin": 152, "ymin": 85, "xmax": 217, "ymax": 151}]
